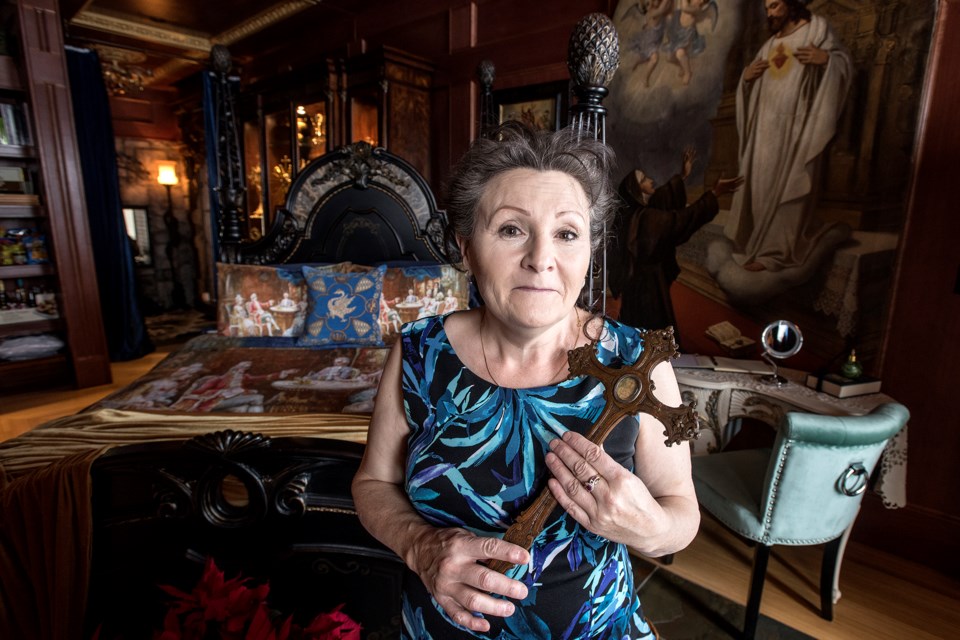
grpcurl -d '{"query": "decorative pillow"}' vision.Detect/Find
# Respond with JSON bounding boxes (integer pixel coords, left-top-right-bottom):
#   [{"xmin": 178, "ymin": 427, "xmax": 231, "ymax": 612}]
[
  {"xmin": 298, "ymin": 265, "xmax": 386, "ymax": 347},
  {"xmin": 378, "ymin": 264, "xmax": 471, "ymax": 345},
  {"xmin": 215, "ymin": 262, "xmax": 349, "ymax": 338}
]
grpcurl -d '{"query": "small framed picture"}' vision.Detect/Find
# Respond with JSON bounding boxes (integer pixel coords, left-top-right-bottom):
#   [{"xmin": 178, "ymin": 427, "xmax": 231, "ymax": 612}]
[{"xmin": 494, "ymin": 81, "xmax": 570, "ymax": 132}]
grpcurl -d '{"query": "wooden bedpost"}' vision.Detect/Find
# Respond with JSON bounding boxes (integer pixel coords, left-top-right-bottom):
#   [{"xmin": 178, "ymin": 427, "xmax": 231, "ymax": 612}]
[
  {"xmin": 567, "ymin": 13, "xmax": 620, "ymax": 314},
  {"xmin": 209, "ymin": 45, "xmax": 245, "ymax": 264},
  {"xmin": 478, "ymin": 59, "xmax": 497, "ymax": 139}
]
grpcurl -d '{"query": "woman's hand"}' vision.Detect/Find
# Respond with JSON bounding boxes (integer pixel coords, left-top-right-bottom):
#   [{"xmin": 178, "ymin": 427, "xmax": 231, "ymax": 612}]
[
  {"xmin": 408, "ymin": 527, "xmax": 530, "ymax": 633},
  {"xmin": 545, "ymin": 431, "xmax": 672, "ymax": 550}
]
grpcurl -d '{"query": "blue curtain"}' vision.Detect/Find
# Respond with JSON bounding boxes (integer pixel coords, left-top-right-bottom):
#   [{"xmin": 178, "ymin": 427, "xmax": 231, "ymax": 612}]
[{"xmin": 65, "ymin": 46, "xmax": 154, "ymax": 361}]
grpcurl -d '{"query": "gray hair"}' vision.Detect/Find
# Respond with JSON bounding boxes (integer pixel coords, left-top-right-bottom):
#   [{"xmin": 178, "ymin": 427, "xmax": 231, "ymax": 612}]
[{"xmin": 444, "ymin": 122, "xmax": 617, "ymax": 256}]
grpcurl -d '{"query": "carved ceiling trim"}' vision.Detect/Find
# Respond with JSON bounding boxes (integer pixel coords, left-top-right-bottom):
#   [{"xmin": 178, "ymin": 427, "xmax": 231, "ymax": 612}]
[
  {"xmin": 70, "ymin": 10, "xmax": 212, "ymax": 52},
  {"xmin": 212, "ymin": 1, "xmax": 323, "ymax": 46},
  {"xmin": 71, "ymin": 1, "xmax": 324, "ymax": 54}
]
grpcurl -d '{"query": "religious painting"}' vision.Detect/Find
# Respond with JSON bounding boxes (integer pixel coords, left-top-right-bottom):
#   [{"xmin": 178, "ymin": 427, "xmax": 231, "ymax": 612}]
[
  {"xmin": 606, "ymin": 0, "xmax": 935, "ymax": 364},
  {"xmin": 495, "ymin": 81, "xmax": 569, "ymax": 132}
]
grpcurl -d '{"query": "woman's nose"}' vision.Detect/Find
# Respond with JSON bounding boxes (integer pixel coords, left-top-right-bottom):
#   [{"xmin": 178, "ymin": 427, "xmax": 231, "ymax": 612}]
[{"xmin": 521, "ymin": 235, "xmax": 554, "ymax": 271}]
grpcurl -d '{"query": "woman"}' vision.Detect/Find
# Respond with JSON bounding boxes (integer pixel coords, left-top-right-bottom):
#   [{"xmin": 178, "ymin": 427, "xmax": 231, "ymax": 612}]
[{"xmin": 352, "ymin": 123, "xmax": 699, "ymax": 638}]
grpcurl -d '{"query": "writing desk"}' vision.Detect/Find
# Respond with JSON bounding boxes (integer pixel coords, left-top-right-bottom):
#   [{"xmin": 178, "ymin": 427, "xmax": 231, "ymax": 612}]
[{"xmin": 673, "ymin": 366, "xmax": 907, "ymax": 509}]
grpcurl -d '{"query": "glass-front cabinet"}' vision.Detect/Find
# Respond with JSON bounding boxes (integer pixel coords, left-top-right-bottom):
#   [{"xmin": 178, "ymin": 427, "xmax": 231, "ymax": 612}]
[
  {"xmin": 241, "ymin": 83, "xmax": 332, "ymax": 240},
  {"xmin": 238, "ymin": 48, "xmax": 433, "ymax": 242}
]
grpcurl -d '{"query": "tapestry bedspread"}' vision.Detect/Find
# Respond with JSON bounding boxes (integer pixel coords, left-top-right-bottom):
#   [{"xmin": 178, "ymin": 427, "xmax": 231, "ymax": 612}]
[{"xmin": 88, "ymin": 334, "xmax": 391, "ymax": 416}]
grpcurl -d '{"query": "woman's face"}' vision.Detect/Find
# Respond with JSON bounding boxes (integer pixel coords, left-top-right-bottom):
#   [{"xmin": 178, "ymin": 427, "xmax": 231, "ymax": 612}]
[{"xmin": 460, "ymin": 168, "xmax": 592, "ymax": 330}]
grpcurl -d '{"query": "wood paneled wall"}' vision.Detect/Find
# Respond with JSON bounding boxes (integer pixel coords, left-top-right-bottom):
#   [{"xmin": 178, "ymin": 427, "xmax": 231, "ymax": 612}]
[{"xmin": 851, "ymin": 0, "xmax": 960, "ymax": 576}]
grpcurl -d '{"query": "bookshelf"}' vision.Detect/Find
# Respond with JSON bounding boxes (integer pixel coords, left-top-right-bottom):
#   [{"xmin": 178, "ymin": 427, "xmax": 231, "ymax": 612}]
[{"xmin": 0, "ymin": 0, "xmax": 110, "ymax": 392}]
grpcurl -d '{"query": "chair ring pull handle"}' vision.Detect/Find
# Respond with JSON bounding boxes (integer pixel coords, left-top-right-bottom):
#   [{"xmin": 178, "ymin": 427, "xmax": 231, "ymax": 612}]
[{"xmin": 837, "ymin": 462, "xmax": 868, "ymax": 496}]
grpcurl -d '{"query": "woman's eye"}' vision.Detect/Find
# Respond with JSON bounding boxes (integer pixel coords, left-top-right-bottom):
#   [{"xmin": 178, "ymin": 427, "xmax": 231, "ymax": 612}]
[
  {"xmin": 558, "ymin": 229, "xmax": 580, "ymax": 242},
  {"xmin": 498, "ymin": 225, "xmax": 522, "ymax": 237}
]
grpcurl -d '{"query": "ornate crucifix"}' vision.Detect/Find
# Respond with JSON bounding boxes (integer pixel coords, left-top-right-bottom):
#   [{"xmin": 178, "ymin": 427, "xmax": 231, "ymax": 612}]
[{"xmin": 487, "ymin": 327, "xmax": 700, "ymax": 574}]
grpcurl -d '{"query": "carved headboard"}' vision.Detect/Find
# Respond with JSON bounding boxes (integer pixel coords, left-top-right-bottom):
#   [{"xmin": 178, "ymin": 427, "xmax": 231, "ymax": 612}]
[{"xmin": 238, "ymin": 142, "xmax": 450, "ymax": 265}]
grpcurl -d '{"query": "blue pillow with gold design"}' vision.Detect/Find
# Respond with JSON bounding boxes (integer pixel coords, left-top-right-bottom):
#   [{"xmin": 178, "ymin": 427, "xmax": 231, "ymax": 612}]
[{"xmin": 298, "ymin": 265, "xmax": 386, "ymax": 347}]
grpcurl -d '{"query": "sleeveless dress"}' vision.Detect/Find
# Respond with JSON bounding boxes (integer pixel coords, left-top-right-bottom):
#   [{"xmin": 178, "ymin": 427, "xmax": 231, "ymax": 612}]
[{"xmin": 400, "ymin": 313, "xmax": 657, "ymax": 639}]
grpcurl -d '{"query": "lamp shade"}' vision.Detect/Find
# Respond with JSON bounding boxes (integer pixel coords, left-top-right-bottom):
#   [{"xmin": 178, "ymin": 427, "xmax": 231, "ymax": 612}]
[{"xmin": 157, "ymin": 161, "xmax": 179, "ymax": 186}]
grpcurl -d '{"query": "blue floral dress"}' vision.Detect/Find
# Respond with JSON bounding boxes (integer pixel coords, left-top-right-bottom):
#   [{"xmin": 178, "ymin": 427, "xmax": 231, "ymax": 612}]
[{"xmin": 399, "ymin": 313, "xmax": 656, "ymax": 639}]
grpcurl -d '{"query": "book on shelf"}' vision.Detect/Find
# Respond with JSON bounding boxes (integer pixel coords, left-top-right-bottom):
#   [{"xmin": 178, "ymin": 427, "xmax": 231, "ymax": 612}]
[
  {"xmin": 805, "ymin": 372, "xmax": 882, "ymax": 398},
  {"xmin": 0, "ymin": 101, "xmax": 33, "ymax": 146},
  {"xmin": 0, "ymin": 166, "xmax": 29, "ymax": 194},
  {"xmin": 0, "ymin": 306, "xmax": 59, "ymax": 325},
  {"xmin": 0, "ymin": 192, "xmax": 39, "ymax": 205}
]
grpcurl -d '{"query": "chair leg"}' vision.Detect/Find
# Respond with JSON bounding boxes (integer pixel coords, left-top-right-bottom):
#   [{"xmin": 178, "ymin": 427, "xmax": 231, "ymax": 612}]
[
  {"xmin": 820, "ymin": 537, "xmax": 843, "ymax": 621},
  {"xmin": 743, "ymin": 544, "xmax": 771, "ymax": 640}
]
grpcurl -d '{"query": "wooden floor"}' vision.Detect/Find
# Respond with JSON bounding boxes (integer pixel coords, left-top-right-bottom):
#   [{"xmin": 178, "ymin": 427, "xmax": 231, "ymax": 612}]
[
  {"xmin": 3, "ymin": 352, "xmax": 960, "ymax": 638},
  {"xmin": 0, "ymin": 347, "xmax": 172, "ymax": 442},
  {"xmin": 648, "ymin": 515, "xmax": 960, "ymax": 638}
]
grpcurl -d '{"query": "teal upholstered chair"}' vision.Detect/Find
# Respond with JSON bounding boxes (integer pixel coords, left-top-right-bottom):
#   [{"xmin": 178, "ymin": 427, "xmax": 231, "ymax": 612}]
[{"xmin": 691, "ymin": 403, "xmax": 909, "ymax": 639}]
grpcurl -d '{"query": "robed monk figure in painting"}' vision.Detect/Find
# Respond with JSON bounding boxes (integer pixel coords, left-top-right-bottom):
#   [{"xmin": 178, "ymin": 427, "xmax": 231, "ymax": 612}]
[{"xmin": 611, "ymin": 147, "xmax": 742, "ymax": 345}]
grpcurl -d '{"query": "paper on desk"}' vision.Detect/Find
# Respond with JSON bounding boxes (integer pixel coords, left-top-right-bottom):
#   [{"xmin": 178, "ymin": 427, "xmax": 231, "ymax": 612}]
[
  {"xmin": 710, "ymin": 357, "xmax": 773, "ymax": 375},
  {"xmin": 673, "ymin": 354, "xmax": 715, "ymax": 369},
  {"xmin": 672, "ymin": 354, "xmax": 773, "ymax": 375}
]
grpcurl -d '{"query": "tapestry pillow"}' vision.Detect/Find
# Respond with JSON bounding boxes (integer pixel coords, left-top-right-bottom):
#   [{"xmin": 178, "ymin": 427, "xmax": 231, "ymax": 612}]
[
  {"xmin": 298, "ymin": 265, "xmax": 386, "ymax": 347},
  {"xmin": 215, "ymin": 262, "xmax": 349, "ymax": 338},
  {"xmin": 378, "ymin": 263, "xmax": 471, "ymax": 345}
]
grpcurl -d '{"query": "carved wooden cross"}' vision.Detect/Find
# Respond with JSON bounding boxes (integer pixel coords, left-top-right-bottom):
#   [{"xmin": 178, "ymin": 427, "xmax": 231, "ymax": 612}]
[{"xmin": 487, "ymin": 327, "xmax": 700, "ymax": 574}]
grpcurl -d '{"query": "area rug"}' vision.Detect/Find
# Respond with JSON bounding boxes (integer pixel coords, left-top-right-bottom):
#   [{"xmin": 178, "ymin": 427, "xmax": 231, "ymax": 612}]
[
  {"xmin": 145, "ymin": 309, "xmax": 216, "ymax": 346},
  {"xmin": 636, "ymin": 562, "xmax": 814, "ymax": 639}
]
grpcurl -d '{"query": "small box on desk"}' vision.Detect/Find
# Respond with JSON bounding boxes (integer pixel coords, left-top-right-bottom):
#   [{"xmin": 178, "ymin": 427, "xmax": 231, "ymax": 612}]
[{"xmin": 805, "ymin": 372, "xmax": 882, "ymax": 398}]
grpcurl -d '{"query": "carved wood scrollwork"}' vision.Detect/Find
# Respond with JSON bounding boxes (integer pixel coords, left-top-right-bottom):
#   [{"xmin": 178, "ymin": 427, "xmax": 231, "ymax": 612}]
[
  {"xmin": 310, "ymin": 142, "xmax": 412, "ymax": 191},
  {"xmin": 241, "ymin": 209, "xmax": 301, "ymax": 265},
  {"xmin": 153, "ymin": 469, "xmax": 191, "ymax": 519},
  {"xmin": 276, "ymin": 472, "xmax": 310, "ymax": 517},
  {"xmin": 185, "ymin": 429, "xmax": 273, "ymax": 528},
  {"xmin": 187, "ymin": 429, "xmax": 270, "ymax": 455}
]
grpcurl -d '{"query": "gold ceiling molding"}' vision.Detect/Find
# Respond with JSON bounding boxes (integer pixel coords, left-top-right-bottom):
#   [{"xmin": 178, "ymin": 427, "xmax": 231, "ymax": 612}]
[
  {"xmin": 213, "ymin": 1, "xmax": 323, "ymax": 46},
  {"xmin": 71, "ymin": 10, "xmax": 212, "ymax": 52},
  {"xmin": 148, "ymin": 58, "xmax": 203, "ymax": 86},
  {"xmin": 72, "ymin": 2, "xmax": 323, "ymax": 54},
  {"xmin": 91, "ymin": 44, "xmax": 147, "ymax": 64}
]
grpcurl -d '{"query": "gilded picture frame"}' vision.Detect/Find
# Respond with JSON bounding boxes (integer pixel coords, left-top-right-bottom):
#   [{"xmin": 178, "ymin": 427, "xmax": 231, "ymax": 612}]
[{"xmin": 494, "ymin": 81, "xmax": 569, "ymax": 132}]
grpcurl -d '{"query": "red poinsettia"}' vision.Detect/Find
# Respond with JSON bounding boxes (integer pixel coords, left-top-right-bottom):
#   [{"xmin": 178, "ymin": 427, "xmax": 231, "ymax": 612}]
[{"xmin": 153, "ymin": 557, "xmax": 361, "ymax": 640}]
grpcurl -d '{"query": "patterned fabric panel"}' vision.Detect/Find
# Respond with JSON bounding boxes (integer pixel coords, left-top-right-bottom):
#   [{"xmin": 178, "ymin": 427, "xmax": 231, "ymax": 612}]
[
  {"xmin": 215, "ymin": 262, "xmax": 350, "ymax": 338},
  {"xmin": 379, "ymin": 264, "xmax": 470, "ymax": 345},
  {"xmin": 298, "ymin": 265, "xmax": 386, "ymax": 347}
]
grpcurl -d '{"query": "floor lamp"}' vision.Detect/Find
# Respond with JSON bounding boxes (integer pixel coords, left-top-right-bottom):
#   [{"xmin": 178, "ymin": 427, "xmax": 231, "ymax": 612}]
[{"xmin": 157, "ymin": 161, "xmax": 187, "ymax": 309}]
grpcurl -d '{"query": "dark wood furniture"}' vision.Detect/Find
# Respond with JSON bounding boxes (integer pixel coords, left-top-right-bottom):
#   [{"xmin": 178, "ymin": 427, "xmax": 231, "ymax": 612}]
[
  {"xmin": 86, "ymin": 432, "xmax": 403, "ymax": 639},
  {"xmin": 236, "ymin": 46, "xmax": 434, "ymax": 244},
  {"xmin": 0, "ymin": 0, "xmax": 110, "ymax": 391}
]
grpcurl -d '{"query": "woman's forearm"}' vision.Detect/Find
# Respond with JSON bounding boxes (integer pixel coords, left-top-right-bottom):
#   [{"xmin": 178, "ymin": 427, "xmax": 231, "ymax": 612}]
[
  {"xmin": 352, "ymin": 474, "xmax": 435, "ymax": 572},
  {"xmin": 628, "ymin": 494, "xmax": 701, "ymax": 558}
]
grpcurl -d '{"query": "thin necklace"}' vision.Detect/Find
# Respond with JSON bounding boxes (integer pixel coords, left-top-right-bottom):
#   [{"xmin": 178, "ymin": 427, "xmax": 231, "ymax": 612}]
[{"xmin": 479, "ymin": 307, "xmax": 581, "ymax": 387}]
